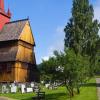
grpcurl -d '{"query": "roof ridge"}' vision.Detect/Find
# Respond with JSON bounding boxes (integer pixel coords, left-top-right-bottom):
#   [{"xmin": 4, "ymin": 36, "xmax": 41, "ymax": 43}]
[{"xmin": 6, "ymin": 18, "xmax": 29, "ymax": 24}]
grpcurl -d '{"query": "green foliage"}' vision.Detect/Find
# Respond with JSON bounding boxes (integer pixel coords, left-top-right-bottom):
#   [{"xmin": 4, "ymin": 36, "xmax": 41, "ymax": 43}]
[
  {"xmin": 63, "ymin": 0, "xmax": 100, "ymax": 96},
  {"xmin": 39, "ymin": 57, "xmax": 58, "ymax": 83},
  {"xmin": 64, "ymin": 0, "xmax": 100, "ymax": 55},
  {"xmin": 39, "ymin": 0, "xmax": 100, "ymax": 98},
  {"xmin": 64, "ymin": 0, "xmax": 100, "ymax": 75},
  {"xmin": 39, "ymin": 49, "xmax": 91, "ymax": 97},
  {"xmin": 54, "ymin": 49, "xmax": 90, "ymax": 96}
]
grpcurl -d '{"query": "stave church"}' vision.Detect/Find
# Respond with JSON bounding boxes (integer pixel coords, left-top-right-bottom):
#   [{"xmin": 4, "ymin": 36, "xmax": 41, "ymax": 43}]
[{"xmin": 0, "ymin": 0, "xmax": 39, "ymax": 82}]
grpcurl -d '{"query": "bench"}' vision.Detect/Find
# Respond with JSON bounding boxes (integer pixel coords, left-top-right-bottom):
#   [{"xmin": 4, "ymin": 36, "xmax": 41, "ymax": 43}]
[{"xmin": 33, "ymin": 92, "xmax": 45, "ymax": 100}]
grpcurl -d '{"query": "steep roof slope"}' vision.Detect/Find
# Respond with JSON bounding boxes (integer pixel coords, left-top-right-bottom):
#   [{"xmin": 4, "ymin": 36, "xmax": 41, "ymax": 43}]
[{"xmin": 0, "ymin": 19, "xmax": 28, "ymax": 41}]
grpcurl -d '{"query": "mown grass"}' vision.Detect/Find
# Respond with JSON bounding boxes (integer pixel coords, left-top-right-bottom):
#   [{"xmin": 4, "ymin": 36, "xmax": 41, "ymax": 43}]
[
  {"xmin": 0, "ymin": 78, "xmax": 98, "ymax": 100},
  {"xmin": 73, "ymin": 78, "xmax": 98, "ymax": 100}
]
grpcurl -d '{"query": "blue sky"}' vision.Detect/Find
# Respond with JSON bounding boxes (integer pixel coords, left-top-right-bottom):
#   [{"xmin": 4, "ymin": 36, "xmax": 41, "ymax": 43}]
[{"xmin": 4, "ymin": 0, "xmax": 100, "ymax": 64}]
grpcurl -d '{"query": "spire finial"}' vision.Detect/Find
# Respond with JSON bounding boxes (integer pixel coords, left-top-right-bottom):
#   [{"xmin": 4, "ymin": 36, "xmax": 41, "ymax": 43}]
[{"xmin": 7, "ymin": 7, "xmax": 11, "ymax": 17}]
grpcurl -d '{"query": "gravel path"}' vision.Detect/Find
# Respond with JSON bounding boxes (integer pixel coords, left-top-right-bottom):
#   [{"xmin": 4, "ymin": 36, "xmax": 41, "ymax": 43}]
[{"xmin": 96, "ymin": 78, "xmax": 100, "ymax": 100}]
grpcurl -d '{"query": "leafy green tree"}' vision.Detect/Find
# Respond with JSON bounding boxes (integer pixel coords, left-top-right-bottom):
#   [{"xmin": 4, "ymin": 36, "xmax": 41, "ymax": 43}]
[
  {"xmin": 39, "ymin": 57, "xmax": 58, "ymax": 83},
  {"xmin": 39, "ymin": 0, "xmax": 100, "ymax": 98},
  {"xmin": 39, "ymin": 49, "xmax": 90, "ymax": 97},
  {"xmin": 54, "ymin": 49, "xmax": 90, "ymax": 97}
]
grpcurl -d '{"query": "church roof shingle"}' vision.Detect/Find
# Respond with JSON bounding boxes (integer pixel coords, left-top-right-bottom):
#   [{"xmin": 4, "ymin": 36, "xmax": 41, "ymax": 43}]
[{"xmin": 0, "ymin": 19, "xmax": 28, "ymax": 42}]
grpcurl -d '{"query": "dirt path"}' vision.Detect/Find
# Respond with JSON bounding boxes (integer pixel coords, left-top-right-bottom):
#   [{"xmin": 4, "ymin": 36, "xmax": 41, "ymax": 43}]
[
  {"xmin": 0, "ymin": 97, "xmax": 16, "ymax": 100},
  {"xmin": 96, "ymin": 78, "xmax": 100, "ymax": 100}
]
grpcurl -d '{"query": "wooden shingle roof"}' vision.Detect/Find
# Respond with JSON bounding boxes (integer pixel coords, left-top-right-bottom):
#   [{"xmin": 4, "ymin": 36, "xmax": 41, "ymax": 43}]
[{"xmin": 0, "ymin": 19, "xmax": 28, "ymax": 42}]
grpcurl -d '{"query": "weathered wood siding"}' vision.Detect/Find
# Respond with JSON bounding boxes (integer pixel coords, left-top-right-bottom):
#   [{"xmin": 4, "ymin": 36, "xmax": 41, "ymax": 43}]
[
  {"xmin": 0, "ymin": 63, "xmax": 15, "ymax": 82},
  {"xmin": 15, "ymin": 62, "xmax": 28, "ymax": 82},
  {"xmin": 0, "ymin": 21, "xmax": 38, "ymax": 82},
  {"xmin": 16, "ymin": 44, "xmax": 34, "ymax": 64},
  {"xmin": 16, "ymin": 21, "xmax": 35, "ymax": 64}
]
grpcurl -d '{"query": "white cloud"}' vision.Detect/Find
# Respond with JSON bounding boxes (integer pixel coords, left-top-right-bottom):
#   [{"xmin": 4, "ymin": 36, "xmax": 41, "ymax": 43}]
[
  {"xmin": 47, "ymin": 26, "xmax": 64, "ymax": 56},
  {"xmin": 48, "ymin": 40, "xmax": 64, "ymax": 55},
  {"xmin": 41, "ymin": 40, "xmax": 64, "ymax": 62},
  {"xmin": 56, "ymin": 26, "xmax": 64, "ymax": 35},
  {"xmin": 42, "ymin": 56, "xmax": 49, "ymax": 61},
  {"xmin": 40, "ymin": 26, "xmax": 65, "ymax": 63}
]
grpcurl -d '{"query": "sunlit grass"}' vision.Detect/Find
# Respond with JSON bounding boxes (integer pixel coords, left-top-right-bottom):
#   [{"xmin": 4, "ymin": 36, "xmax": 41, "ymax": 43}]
[{"xmin": 0, "ymin": 78, "xmax": 97, "ymax": 100}]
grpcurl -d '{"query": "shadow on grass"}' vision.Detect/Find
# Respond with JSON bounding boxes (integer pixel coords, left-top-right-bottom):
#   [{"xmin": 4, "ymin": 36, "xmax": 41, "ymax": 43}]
[
  {"xmin": 21, "ymin": 97, "xmax": 32, "ymax": 100},
  {"xmin": 21, "ymin": 93, "xmax": 67, "ymax": 100},
  {"xmin": 82, "ymin": 83, "xmax": 100, "ymax": 87},
  {"xmin": 45, "ymin": 92, "xmax": 67, "ymax": 100}
]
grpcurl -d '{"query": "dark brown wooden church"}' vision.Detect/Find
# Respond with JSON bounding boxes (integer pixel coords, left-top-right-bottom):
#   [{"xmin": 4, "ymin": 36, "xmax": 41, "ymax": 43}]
[{"xmin": 0, "ymin": 0, "xmax": 39, "ymax": 82}]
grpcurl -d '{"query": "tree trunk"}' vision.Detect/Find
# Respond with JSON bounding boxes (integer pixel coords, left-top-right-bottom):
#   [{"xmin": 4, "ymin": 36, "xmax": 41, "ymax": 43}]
[
  {"xmin": 71, "ymin": 88, "xmax": 74, "ymax": 97},
  {"xmin": 77, "ymin": 87, "xmax": 80, "ymax": 94},
  {"xmin": 65, "ymin": 77, "xmax": 67, "ymax": 85}
]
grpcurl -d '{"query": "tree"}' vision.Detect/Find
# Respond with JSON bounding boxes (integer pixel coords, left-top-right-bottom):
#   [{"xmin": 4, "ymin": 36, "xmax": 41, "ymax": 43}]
[
  {"xmin": 64, "ymin": 0, "xmax": 100, "ymax": 75},
  {"xmin": 39, "ymin": 49, "xmax": 90, "ymax": 97},
  {"xmin": 39, "ymin": 57, "xmax": 58, "ymax": 83},
  {"xmin": 54, "ymin": 49, "xmax": 90, "ymax": 97},
  {"xmin": 39, "ymin": 0, "xmax": 100, "ymax": 98}
]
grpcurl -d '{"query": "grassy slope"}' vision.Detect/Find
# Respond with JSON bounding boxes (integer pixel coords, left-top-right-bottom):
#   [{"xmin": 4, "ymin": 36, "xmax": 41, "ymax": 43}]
[{"xmin": 0, "ymin": 78, "xmax": 98, "ymax": 100}]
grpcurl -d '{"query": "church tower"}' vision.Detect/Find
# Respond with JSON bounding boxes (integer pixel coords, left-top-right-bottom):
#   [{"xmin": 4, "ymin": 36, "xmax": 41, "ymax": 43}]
[{"xmin": 0, "ymin": 0, "xmax": 11, "ymax": 30}]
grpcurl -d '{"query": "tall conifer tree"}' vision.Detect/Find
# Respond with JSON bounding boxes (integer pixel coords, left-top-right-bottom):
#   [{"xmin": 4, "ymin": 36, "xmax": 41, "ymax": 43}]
[
  {"xmin": 64, "ymin": 0, "xmax": 100, "ymax": 55},
  {"xmin": 64, "ymin": 0, "xmax": 100, "ymax": 73}
]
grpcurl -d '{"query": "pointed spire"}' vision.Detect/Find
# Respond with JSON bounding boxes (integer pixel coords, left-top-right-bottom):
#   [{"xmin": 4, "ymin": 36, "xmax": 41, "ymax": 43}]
[
  {"xmin": 0, "ymin": 0, "xmax": 4, "ymax": 11},
  {"xmin": 0, "ymin": 0, "xmax": 11, "ymax": 30},
  {"xmin": 7, "ymin": 8, "xmax": 11, "ymax": 17}
]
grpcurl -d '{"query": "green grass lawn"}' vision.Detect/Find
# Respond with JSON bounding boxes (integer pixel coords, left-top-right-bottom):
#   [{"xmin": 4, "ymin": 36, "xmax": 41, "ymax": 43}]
[
  {"xmin": 0, "ymin": 78, "xmax": 98, "ymax": 100},
  {"xmin": 73, "ymin": 78, "xmax": 98, "ymax": 100}
]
